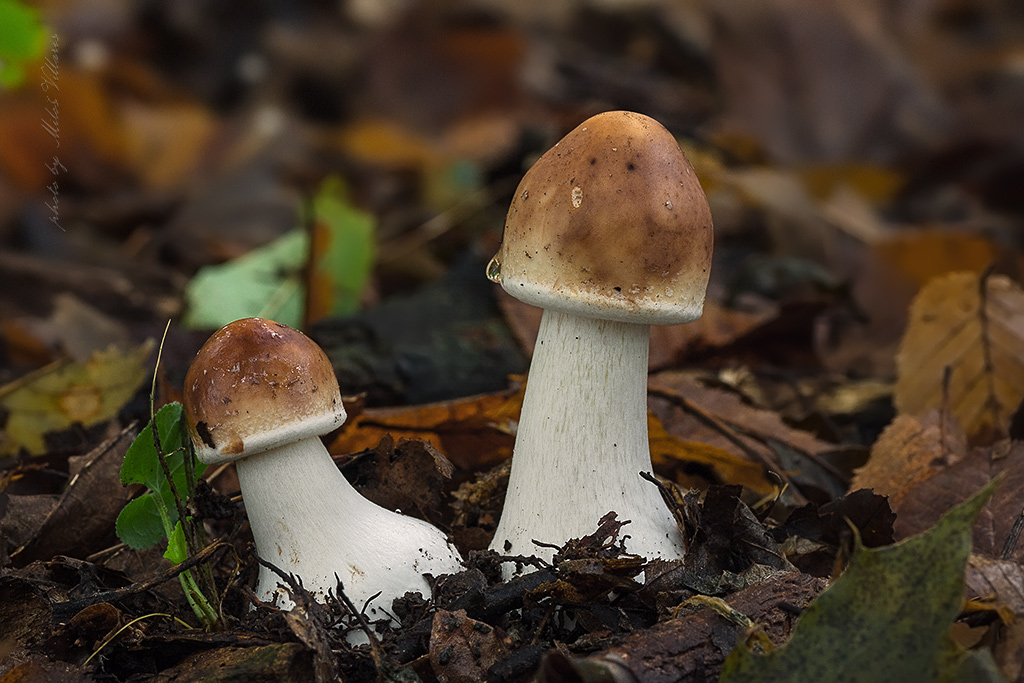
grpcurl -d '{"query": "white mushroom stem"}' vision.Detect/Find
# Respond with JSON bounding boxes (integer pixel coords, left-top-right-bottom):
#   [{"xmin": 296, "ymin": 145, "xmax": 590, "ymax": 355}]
[
  {"xmin": 490, "ymin": 308, "xmax": 684, "ymax": 575},
  {"xmin": 235, "ymin": 435, "xmax": 464, "ymax": 619}
]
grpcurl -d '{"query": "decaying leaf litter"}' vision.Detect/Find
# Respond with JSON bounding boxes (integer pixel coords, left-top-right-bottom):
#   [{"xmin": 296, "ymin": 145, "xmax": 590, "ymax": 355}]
[{"xmin": 2, "ymin": 0, "xmax": 1024, "ymax": 681}]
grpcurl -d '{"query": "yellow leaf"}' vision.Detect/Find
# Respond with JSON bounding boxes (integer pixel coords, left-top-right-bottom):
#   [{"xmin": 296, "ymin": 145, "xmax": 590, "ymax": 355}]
[
  {"xmin": 895, "ymin": 271, "xmax": 1024, "ymax": 442},
  {"xmin": 0, "ymin": 341, "xmax": 154, "ymax": 455}
]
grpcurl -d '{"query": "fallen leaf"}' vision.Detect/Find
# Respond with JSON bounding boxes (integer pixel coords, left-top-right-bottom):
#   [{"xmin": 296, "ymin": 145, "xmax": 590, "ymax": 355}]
[
  {"xmin": 148, "ymin": 644, "xmax": 314, "ymax": 682},
  {"xmin": 16, "ymin": 292, "xmax": 130, "ymax": 363},
  {"xmin": 796, "ymin": 162, "xmax": 906, "ymax": 205},
  {"xmin": 649, "ymin": 372, "xmax": 847, "ymax": 501},
  {"xmin": 0, "ymin": 341, "xmax": 153, "ymax": 457},
  {"xmin": 311, "ymin": 254, "xmax": 527, "ymax": 406},
  {"xmin": 0, "ymin": 67, "xmax": 127, "ymax": 190},
  {"xmin": 895, "ymin": 440, "xmax": 1024, "ymax": 563},
  {"xmin": 708, "ymin": 0, "xmax": 947, "ymax": 163},
  {"xmin": 11, "ymin": 424, "xmax": 136, "ymax": 564},
  {"xmin": 329, "ymin": 385, "xmax": 522, "ymax": 471},
  {"xmin": 305, "ymin": 176, "xmax": 376, "ymax": 324},
  {"xmin": 0, "ymin": 493, "xmax": 57, "ymax": 555},
  {"xmin": 338, "ymin": 117, "xmax": 437, "ymax": 169},
  {"xmin": 0, "ymin": 0, "xmax": 47, "ymax": 89},
  {"xmin": 671, "ymin": 485, "xmax": 794, "ymax": 596},
  {"xmin": 895, "ymin": 271, "xmax": 1024, "ymax": 443},
  {"xmin": 874, "ymin": 231, "xmax": 1017, "ymax": 289},
  {"xmin": 183, "ymin": 230, "xmax": 307, "ymax": 330},
  {"xmin": 344, "ymin": 435, "xmax": 455, "ymax": 526},
  {"xmin": 0, "ymin": 576, "xmax": 52, "ymax": 663},
  {"xmin": 850, "ymin": 410, "xmax": 966, "ymax": 507},
  {"xmin": 430, "ymin": 609, "xmax": 511, "ymax": 683},
  {"xmin": 648, "ymin": 414, "xmax": 775, "ymax": 495},
  {"xmin": 721, "ymin": 480, "xmax": 1000, "ymax": 682},
  {"xmin": 774, "ymin": 489, "xmax": 895, "ymax": 577}
]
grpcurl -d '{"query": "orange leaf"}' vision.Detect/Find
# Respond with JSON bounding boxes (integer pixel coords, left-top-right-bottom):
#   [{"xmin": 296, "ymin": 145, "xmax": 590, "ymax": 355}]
[
  {"xmin": 873, "ymin": 230, "xmax": 1013, "ymax": 289},
  {"xmin": 329, "ymin": 384, "xmax": 523, "ymax": 470}
]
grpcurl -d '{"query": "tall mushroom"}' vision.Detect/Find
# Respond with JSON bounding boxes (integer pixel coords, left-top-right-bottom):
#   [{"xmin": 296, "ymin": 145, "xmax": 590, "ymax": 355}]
[
  {"xmin": 183, "ymin": 317, "xmax": 464, "ymax": 619},
  {"xmin": 488, "ymin": 111, "xmax": 713, "ymax": 574}
]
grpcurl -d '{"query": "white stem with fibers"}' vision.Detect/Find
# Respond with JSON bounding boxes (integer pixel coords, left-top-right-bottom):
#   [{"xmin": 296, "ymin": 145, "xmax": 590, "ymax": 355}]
[
  {"xmin": 490, "ymin": 308, "xmax": 684, "ymax": 575},
  {"xmin": 235, "ymin": 436, "xmax": 463, "ymax": 619}
]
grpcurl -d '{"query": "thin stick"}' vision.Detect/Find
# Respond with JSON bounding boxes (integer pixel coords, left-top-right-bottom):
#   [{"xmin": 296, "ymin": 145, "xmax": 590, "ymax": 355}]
[
  {"xmin": 84, "ymin": 612, "xmax": 192, "ymax": 666},
  {"xmin": 150, "ymin": 320, "xmax": 186, "ymax": 523},
  {"xmin": 647, "ymin": 385, "xmax": 807, "ymax": 504},
  {"xmin": 56, "ymin": 541, "xmax": 228, "ymax": 614},
  {"xmin": 977, "ymin": 265, "xmax": 1004, "ymax": 436}
]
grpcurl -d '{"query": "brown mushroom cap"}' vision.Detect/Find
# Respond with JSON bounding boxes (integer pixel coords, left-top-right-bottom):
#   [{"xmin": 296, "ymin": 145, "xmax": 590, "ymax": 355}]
[
  {"xmin": 496, "ymin": 111, "xmax": 713, "ymax": 324},
  {"xmin": 183, "ymin": 318, "xmax": 346, "ymax": 464}
]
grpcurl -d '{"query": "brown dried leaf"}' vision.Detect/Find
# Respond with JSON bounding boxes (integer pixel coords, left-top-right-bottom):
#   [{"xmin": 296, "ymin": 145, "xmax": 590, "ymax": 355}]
[
  {"xmin": 776, "ymin": 489, "xmax": 895, "ymax": 577},
  {"xmin": 0, "ymin": 577, "xmax": 53, "ymax": 666},
  {"xmin": 429, "ymin": 609, "xmax": 510, "ymax": 683},
  {"xmin": 895, "ymin": 271, "xmax": 1024, "ymax": 442},
  {"xmin": 11, "ymin": 425, "xmax": 137, "ymax": 564},
  {"xmin": 709, "ymin": 0, "xmax": 946, "ymax": 163},
  {"xmin": 0, "ymin": 659, "xmax": 93, "ymax": 683},
  {"xmin": 895, "ymin": 441, "xmax": 1024, "ymax": 562},
  {"xmin": 346, "ymin": 435, "xmax": 455, "ymax": 525},
  {"xmin": 0, "ymin": 494, "xmax": 57, "ymax": 557},
  {"xmin": 850, "ymin": 411, "xmax": 966, "ymax": 506},
  {"xmin": 649, "ymin": 372, "xmax": 845, "ymax": 499},
  {"xmin": 648, "ymin": 413, "xmax": 775, "ymax": 495}
]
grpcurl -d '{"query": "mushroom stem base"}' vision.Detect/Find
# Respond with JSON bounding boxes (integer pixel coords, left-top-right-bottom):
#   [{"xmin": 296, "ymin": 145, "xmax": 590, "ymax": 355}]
[
  {"xmin": 235, "ymin": 436, "xmax": 463, "ymax": 617},
  {"xmin": 490, "ymin": 308, "xmax": 684, "ymax": 575}
]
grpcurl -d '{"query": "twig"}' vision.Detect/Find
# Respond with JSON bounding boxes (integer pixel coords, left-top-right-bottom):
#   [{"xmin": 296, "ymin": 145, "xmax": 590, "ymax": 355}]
[
  {"xmin": 940, "ymin": 365, "xmax": 952, "ymax": 458},
  {"xmin": 1002, "ymin": 509, "xmax": 1024, "ymax": 560},
  {"xmin": 150, "ymin": 320, "xmax": 187, "ymax": 524},
  {"xmin": 977, "ymin": 265, "xmax": 1004, "ymax": 436},
  {"xmin": 83, "ymin": 612, "xmax": 192, "ymax": 666},
  {"xmin": 647, "ymin": 385, "xmax": 807, "ymax": 504},
  {"xmin": 54, "ymin": 541, "xmax": 229, "ymax": 616}
]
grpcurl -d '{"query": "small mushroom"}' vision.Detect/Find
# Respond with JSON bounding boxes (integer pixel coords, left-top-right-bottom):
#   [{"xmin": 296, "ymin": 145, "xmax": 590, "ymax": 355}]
[
  {"xmin": 488, "ymin": 111, "xmax": 713, "ymax": 574},
  {"xmin": 183, "ymin": 318, "xmax": 464, "ymax": 619}
]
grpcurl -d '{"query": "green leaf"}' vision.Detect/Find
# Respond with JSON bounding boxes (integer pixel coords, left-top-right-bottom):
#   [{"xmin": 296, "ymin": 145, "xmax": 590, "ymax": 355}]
[
  {"xmin": 309, "ymin": 175, "xmax": 376, "ymax": 318},
  {"xmin": 164, "ymin": 520, "xmax": 187, "ymax": 564},
  {"xmin": 182, "ymin": 229, "xmax": 306, "ymax": 330},
  {"xmin": 120, "ymin": 403, "xmax": 185, "ymax": 490},
  {"xmin": 182, "ymin": 176, "xmax": 376, "ymax": 330},
  {"xmin": 719, "ymin": 479, "xmax": 1001, "ymax": 683},
  {"xmin": 0, "ymin": 0, "xmax": 47, "ymax": 89},
  {"xmin": 118, "ymin": 403, "xmax": 205, "ymax": 551},
  {"xmin": 115, "ymin": 494, "xmax": 167, "ymax": 550}
]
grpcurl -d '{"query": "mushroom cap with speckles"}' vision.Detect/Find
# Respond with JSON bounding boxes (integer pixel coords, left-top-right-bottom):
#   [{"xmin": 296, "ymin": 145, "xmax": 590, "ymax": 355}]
[
  {"xmin": 498, "ymin": 110, "xmax": 713, "ymax": 324},
  {"xmin": 183, "ymin": 318, "xmax": 346, "ymax": 465}
]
